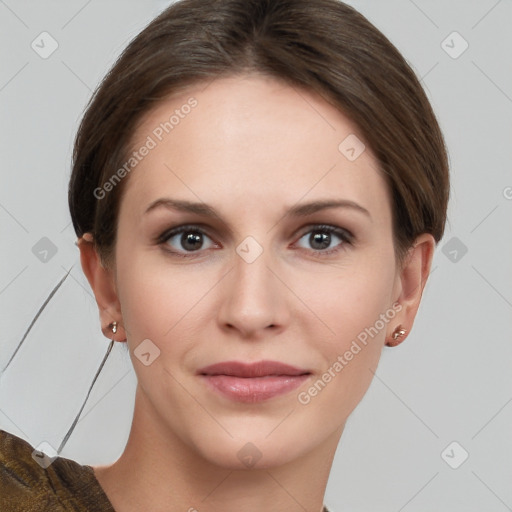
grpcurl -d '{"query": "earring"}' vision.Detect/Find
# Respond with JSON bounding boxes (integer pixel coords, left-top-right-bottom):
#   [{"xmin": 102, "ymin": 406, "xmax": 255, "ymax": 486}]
[
  {"xmin": 108, "ymin": 321, "xmax": 118, "ymax": 335},
  {"xmin": 387, "ymin": 325, "xmax": 406, "ymax": 347}
]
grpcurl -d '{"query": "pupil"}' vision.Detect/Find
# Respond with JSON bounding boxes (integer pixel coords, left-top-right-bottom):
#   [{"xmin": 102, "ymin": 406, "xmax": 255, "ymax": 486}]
[
  {"xmin": 311, "ymin": 231, "xmax": 330, "ymax": 250},
  {"xmin": 182, "ymin": 232, "xmax": 202, "ymax": 251}
]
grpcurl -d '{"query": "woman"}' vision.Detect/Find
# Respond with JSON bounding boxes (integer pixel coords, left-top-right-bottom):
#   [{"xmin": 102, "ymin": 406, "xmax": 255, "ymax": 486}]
[{"xmin": 0, "ymin": 0, "xmax": 449, "ymax": 510}]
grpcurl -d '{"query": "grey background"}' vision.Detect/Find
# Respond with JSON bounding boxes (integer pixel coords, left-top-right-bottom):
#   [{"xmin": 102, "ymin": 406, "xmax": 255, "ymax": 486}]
[{"xmin": 1, "ymin": 1, "xmax": 511, "ymax": 511}]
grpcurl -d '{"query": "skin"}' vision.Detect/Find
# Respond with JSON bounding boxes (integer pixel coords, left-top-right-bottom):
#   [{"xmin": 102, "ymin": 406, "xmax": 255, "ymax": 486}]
[{"xmin": 78, "ymin": 74, "xmax": 434, "ymax": 512}]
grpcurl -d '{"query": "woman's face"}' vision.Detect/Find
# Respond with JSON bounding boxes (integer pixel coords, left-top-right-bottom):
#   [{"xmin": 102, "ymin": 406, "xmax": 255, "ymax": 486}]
[{"xmin": 107, "ymin": 74, "xmax": 409, "ymax": 468}]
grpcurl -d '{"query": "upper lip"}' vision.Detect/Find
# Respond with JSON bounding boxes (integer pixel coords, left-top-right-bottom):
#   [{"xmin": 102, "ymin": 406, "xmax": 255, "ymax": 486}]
[{"xmin": 197, "ymin": 360, "xmax": 311, "ymax": 378}]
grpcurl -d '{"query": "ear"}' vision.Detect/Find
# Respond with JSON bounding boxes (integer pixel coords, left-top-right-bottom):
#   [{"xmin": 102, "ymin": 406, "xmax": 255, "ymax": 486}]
[
  {"xmin": 76, "ymin": 233, "xmax": 127, "ymax": 342},
  {"xmin": 386, "ymin": 233, "xmax": 436, "ymax": 346}
]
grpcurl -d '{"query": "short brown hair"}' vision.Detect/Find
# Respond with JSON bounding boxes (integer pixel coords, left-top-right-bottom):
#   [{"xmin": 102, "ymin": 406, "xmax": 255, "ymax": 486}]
[{"xmin": 68, "ymin": 0, "xmax": 449, "ymax": 268}]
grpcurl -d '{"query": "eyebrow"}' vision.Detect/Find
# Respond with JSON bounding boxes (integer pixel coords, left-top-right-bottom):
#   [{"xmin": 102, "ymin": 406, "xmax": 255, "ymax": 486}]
[{"xmin": 144, "ymin": 198, "xmax": 371, "ymax": 220}]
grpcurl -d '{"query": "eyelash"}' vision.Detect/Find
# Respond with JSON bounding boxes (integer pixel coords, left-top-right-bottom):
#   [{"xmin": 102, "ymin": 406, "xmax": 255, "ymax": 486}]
[{"xmin": 156, "ymin": 224, "xmax": 354, "ymax": 259}]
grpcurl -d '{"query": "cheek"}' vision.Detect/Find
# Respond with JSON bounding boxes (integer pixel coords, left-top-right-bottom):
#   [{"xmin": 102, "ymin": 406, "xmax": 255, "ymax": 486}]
[
  {"xmin": 115, "ymin": 252, "xmax": 213, "ymax": 404},
  {"xmin": 115, "ymin": 246, "xmax": 221, "ymax": 351},
  {"xmin": 333, "ymin": 264, "xmax": 396, "ymax": 366},
  {"xmin": 114, "ymin": 245, "xmax": 173, "ymax": 336},
  {"xmin": 295, "ymin": 257, "xmax": 396, "ymax": 415},
  {"xmin": 297, "ymin": 254, "xmax": 396, "ymax": 343}
]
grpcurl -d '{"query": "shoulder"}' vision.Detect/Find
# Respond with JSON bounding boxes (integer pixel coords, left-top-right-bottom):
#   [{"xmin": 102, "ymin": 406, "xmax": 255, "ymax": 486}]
[
  {"xmin": 0, "ymin": 428, "xmax": 58, "ymax": 510},
  {"xmin": 0, "ymin": 428, "xmax": 114, "ymax": 511}
]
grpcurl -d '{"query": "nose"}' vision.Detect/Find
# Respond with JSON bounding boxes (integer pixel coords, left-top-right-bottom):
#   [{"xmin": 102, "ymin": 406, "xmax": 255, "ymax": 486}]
[{"xmin": 217, "ymin": 243, "xmax": 289, "ymax": 339}]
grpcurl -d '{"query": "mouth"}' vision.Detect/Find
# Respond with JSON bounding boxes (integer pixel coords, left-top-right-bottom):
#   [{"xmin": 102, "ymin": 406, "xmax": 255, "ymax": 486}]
[
  {"xmin": 197, "ymin": 360, "xmax": 312, "ymax": 403},
  {"xmin": 197, "ymin": 360, "xmax": 311, "ymax": 378}
]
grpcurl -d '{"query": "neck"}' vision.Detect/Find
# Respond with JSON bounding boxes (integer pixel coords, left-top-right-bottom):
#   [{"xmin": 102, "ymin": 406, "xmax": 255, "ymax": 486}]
[{"xmin": 93, "ymin": 385, "xmax": 342, "ymax": 512}]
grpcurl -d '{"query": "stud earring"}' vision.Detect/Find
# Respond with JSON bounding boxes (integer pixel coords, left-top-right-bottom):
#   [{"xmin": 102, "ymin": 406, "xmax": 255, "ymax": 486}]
[
  {"xmin": 108, "ymin": 321, "xmax": 118, "ymax": 335},
  {"xmin": 387, "ymin": 325, "xmax": 406, "ymax": 347}
]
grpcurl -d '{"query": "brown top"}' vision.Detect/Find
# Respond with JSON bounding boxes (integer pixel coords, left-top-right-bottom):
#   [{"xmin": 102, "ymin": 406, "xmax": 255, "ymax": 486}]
[
  {"xmin": 0, "ymin": 428, "xmax": 332, "ymax": 511},
  {"xmin": 0, "ymin": 428, "xmax": 114, "ymax": 511}
]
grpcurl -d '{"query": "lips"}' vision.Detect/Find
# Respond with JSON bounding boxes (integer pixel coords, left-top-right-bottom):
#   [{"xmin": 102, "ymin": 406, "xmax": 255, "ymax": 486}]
[
  {"xmin": 197, "ymin": 360, "xmax": 312, "ymax": 403},
  {"xmin": 197, "ymin": 360, "xmax": 311, "ymax": 378}
]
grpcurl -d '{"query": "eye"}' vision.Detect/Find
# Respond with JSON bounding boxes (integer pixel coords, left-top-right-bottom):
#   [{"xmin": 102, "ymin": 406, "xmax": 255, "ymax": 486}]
[
  {"xmin": 157, "ymin": 223, "xmax": 353, "ymax": 259},
  {"xmin": 295, "ymin": 225, "xmax": 352, "ymax": 256},
  {"xmin": 158, "ymin": 225, "xmax": 217, "ymax": 256}
]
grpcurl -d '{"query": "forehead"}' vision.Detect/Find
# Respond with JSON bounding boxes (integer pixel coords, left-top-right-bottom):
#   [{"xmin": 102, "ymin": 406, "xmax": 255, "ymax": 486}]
[{"xmin": 121, "ymin": 74, "xmax": 391, "ymax": 224}]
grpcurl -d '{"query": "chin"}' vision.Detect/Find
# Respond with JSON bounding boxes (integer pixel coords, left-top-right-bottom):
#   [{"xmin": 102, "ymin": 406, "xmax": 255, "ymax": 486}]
[{"xmin": 189, "ymin": 424, "xmax": 312, "ymax": 471}]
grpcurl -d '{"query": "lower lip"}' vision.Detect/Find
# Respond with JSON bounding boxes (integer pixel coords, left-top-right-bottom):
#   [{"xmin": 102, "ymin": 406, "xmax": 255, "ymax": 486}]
[{"xmin": 200, "ymin": 374, "xmax": 310, "ymax": 403}]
